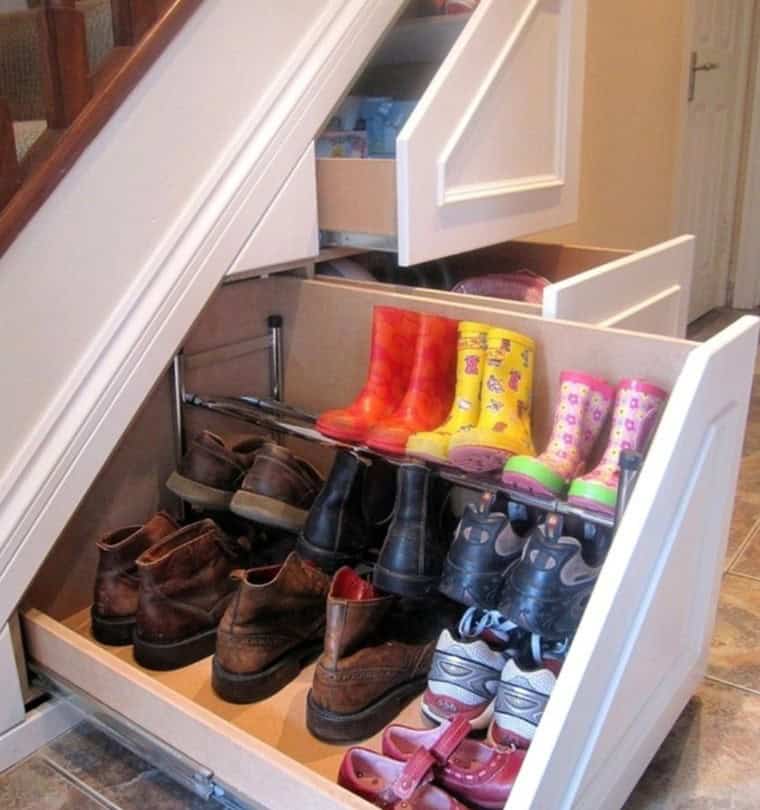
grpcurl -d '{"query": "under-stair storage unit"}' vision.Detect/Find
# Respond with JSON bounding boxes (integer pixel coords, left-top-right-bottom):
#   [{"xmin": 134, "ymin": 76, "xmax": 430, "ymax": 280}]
[
  {"xmin": 314, "ymin": 235, "xmax": 695, "ymax": 337},
  {"xmin": 20, "ymin": 277, "xmax": 758, "ymax": 809},
  {"xmin": 316, "ymin": 0, "xmax": 587, "ymax": 265}
]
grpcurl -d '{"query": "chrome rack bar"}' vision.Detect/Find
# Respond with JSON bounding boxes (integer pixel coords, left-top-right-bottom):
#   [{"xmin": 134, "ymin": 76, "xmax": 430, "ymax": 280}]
[{"xmin": 183, "ymin": 393, "xmax": 615, "ymax": 529}]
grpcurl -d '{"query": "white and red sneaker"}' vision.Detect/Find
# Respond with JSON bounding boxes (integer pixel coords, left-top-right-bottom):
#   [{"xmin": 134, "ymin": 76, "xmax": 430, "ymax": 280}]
[
  {"xmin": 421, "ymin": 608, "xmax": 521, "ymax": 730},
  {"xmin": 488, "ymin": 640, "xmax": 565, "ymax": 748}
]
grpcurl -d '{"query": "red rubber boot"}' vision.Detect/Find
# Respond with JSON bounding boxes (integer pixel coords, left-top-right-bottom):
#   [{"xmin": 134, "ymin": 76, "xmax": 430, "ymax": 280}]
[
  {"xmin": 366, "ymin": 314, "xmax": 459, "ymax": 455},
  {"xmin": 317, "ymin": 307, "xmax": 421, "ymax": 444}
]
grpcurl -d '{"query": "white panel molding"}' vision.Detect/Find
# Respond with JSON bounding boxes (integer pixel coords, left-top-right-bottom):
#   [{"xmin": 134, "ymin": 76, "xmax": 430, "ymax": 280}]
[
  {"xmin": 0, "ymin": 0, "xmax": 404, "ymax": 626},
  {"xmin": 0, "ymin": 700, "xmax": 81, "ymax": 773},
  {"xmin": 436, "ymin": 0, "xmax": 570, "ymax": 205},
  {"xmin": 227, "ymin": 142, "xmax": 319, "ymax": 277}
]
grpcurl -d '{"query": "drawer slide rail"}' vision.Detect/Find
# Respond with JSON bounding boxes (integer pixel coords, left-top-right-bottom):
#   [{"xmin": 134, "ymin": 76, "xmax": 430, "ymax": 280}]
[{"xmin": 30, "ymin": 666, "xmax": 259, "ymax": 810}]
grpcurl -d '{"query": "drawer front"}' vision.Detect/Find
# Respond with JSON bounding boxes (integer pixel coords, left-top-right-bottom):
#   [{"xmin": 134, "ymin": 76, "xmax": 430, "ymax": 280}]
[
  {"xmin": 22, "ymin": 276, "xmax": 715, "ymax": 810},
  {"xmin": 228, "ymin": 143, "xmax": 319, "ymax": 277},
  {"xmin": 544, "ymin": 235, "xmax": 695, "ymax": 338},
  {"xmin": 397, "ymin": 0, "xmax": 586, "ymax": 265}
]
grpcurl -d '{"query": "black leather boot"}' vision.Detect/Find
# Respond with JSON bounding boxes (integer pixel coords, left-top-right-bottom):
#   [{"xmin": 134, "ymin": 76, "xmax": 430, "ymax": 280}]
[
  {"xmin": 373, "ymin": 463, "xmax": 450, "ymax": 597},
  {"xmin": 295, "ymin": 450, "xmax": 395, "ymax": 573},
  {"xmin": 439, "ymin": 493, "xmax": 538, "ymax": 609}
]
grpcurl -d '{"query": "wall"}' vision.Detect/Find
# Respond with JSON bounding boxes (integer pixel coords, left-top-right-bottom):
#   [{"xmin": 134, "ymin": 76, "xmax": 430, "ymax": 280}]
[{"xmin": 533, "ymin": 0, "xmax": 689, "ymax": 250}]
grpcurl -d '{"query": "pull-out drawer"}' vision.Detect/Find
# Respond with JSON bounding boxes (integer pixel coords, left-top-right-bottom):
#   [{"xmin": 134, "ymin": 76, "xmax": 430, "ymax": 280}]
[
  {"xmin": 21, "ymin": 278, "xmax": 757, "ymax": 809},
  {"xmin": 317, "ymin": 0, "xmax": 587, "ymax": 265},
  {"xmin": 318, "ymin": 235, "xmax": 695, "ymax": 338}
]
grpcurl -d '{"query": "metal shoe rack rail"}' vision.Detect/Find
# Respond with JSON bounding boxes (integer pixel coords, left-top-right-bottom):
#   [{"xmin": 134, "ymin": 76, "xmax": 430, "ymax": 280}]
[{"xmin": 172, "ymin": 315, "xmax": 640, "ymax": 532}]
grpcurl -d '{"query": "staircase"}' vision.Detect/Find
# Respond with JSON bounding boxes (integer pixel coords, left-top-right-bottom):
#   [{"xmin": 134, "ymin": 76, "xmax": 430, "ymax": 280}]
[{"xmin": 0, "ymin": 0, "xmax": 199, "ymax": 256}]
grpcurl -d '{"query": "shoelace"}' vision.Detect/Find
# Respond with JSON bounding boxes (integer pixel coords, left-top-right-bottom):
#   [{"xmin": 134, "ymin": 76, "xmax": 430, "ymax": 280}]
[
  {"xmin": 458, "ymin": 607, "xmax": 518, "ymax": 640},
  {"xmin": 529, "ymin": 633, "xmax": 570, "ymax": 667}
]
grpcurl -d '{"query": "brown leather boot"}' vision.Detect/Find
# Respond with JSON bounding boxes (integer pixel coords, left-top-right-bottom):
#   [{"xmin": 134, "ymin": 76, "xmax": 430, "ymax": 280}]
[
  {"xmin": 212, "ymin": 552, "xmax": 331, "ymax": 703},
  {"xmin": 91, "ymin": 512, "xmax": 179, "ymax": 646},
  {"xmin": 133, "ymin": 519, "xmax": 252, "ymax": 670},
  {"xmin": 307, "ymin": 568, "xmax": 455, "ymax": 743},
  {"xmin": 229, "ymin": 443, "xmax": 324, "ymax": 532},
  {"xmin": 166, "ymin": 431, "xmax": 265, "ymax": 511}
]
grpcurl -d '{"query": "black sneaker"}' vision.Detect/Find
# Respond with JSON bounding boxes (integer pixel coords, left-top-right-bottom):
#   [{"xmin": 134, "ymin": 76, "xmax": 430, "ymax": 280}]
[
  {"xmin": 499, "ymin": 513, "xmax": 612, "ymax": 639},
  {"xmin": 439, "ymin": 492, "xmax": 539, "ymax": 609}
]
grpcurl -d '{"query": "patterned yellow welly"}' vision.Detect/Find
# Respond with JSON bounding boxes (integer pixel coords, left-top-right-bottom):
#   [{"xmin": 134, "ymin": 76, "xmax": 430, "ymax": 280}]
[
  {"xmin": 406, "ymin": 321, "xmax": 489, "ymax": 463},
  {"xmin": 448, "ymin": 327, "xmax": 536, "ymax": 473}
]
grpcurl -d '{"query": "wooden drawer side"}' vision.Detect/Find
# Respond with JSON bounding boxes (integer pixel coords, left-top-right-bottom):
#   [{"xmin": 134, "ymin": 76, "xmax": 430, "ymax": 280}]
[{"xmin": 317, "ymin": 158, "xmax": 396, "ymax": 237}]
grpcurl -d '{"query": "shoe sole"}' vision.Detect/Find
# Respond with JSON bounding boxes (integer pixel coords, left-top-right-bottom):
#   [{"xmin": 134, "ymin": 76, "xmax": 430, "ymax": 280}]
[
  {"xmin": 229, "ymin": 491, "xmax": 309, "ymax": 532},
  {"xmin": 165, "ymin": 471, "xmax": 233, "ymax": 511},
  {"xmin": 372, "ymin": 564, "xmax": 440, "ymax": 598},
  {"xmin": 211, "ymin": 639, "xmax": 322, "ymax": 704},
  {"xmin": 133, "ymin": 626, "xmax": 218, "ymax": 671},
  {"xmin": 447, "ymin": 446, "xmax": 509, "ymax": 473},
  {"xmin": 90, "ymin": 609, "xmax": 135, "ymax": 647},
  {"xmin": 306, "ymin": 676, "xmax": 427, "ymax": 743},
  {"xmin": 420, "ymin": 696, "xmax": 495, "ymax": 731},
  {"xmin": 294, "ymin": 534, "xmax": 362, "ymax": 574},
  {"xmin": 438, "ymin": 558, "xmax": 506, "ymax": 610}
]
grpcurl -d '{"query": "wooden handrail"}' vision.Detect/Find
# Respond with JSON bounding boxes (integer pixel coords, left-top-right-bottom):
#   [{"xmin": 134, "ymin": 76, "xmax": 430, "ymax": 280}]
[
  {"xmin": 0, "ymin": 0, "xmax": 202, "ymax": 259},
  {"xmin": 0, "ymin": 99, "xmax": 21, "ymax": 209}
]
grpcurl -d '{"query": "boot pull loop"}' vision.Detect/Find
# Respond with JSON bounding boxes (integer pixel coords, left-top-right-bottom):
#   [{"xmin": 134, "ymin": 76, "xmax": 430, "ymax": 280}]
[{"xmin": 478, "ymin": 490, "xmax": 496, "ymax": 514}]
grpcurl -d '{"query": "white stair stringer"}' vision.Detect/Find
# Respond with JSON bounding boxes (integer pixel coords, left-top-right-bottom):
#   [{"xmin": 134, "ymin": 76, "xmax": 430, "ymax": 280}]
[{"xmin": 0, "ymin": 0, "xmax": 405, "ymax": 626}]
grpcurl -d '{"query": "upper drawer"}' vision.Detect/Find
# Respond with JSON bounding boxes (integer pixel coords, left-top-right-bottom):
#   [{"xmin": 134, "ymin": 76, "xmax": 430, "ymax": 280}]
[
  {"xmin": 318, "ymin": 235, "xmax": 695, "ymax": 338},
  {"xmin": 317, "ymin": 0, "xmax": 587, "ymax": 266}
]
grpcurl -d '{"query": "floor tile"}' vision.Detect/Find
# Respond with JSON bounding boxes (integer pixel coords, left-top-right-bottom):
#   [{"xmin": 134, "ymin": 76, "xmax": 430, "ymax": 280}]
[
  {"xmin": 624, "ymin": 680, "xmax": 760, "ymax": 809},
  {"xmin": 42, "ymin": 723, "xmax": 215, "ymax": 809},
  {"xmin": 731, "ymin": 525, "xmax": 760, "ymax": 577},
  {"xmin": 708, "ymin": 574, "xmax": 760, "ymax": 692},
  {"xmin": 725, "ymin": 452, "xmax": 760, "ymax": 563},
  {"xmin": 0, "ymin": 756, "xmax": 105, "ymax": 810}
]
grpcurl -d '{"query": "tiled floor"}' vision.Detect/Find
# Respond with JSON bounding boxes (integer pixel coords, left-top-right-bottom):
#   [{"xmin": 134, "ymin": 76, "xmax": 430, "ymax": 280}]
[{"xmin": 2, "ymin": 308, "xmax": 760, "ymax": 809}]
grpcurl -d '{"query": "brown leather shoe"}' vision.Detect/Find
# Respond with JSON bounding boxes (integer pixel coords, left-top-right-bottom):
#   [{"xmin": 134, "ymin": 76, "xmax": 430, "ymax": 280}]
[
  {"xmin": 212, "ymin": 552, "xmax": 331, "ymax": 703},
  {"xmin": 229, "ymin": 443, "xmax": 324, "ymax": 532},
  {"xmin": 133, "ymin": 518, "xmax": 252, "ymax": 670},
  {"xmin": 307, "ymin": 568, "xmax": 455, "ymax": 743},
  {"xmin": 91, "ymin": 512, "xmax": 179, "ymax": 646},
  {"xmin": 166, "ymin": 431, "xmax": 265, "ymax": 511}
]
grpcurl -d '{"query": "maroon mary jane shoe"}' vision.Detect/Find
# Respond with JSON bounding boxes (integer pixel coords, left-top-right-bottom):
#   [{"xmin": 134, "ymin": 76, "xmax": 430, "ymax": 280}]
[
  {"xmin": 339, "ymin": 746, "xmax": 469, "ymax": 809},
  {"xmin": 382, "ymin": 717, "xmax": 525, "ymax": 810}
]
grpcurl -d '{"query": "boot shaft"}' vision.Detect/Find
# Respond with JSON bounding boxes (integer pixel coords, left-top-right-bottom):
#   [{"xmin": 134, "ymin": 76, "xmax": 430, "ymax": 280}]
[
  {"xmin": 438, "ymin": 321, "xmax": 489, "ymax": 432},
  {"xmin": 596, "ymin": 378, "xmax": 668, "ymax": 472},
  {"xmin": 360, "ymin": 306, "xmax": 421, "ymax": 404}
]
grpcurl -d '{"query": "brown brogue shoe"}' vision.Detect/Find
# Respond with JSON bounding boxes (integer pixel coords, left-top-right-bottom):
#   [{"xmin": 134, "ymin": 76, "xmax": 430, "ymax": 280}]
[{"xmin": 212, "ymin": 552, "xmax": 331, "ymax": 703}]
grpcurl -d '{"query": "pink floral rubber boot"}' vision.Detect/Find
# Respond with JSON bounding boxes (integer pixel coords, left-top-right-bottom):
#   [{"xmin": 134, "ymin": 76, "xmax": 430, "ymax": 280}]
[
  {"xmin": 501, "ymin": 372, "xmax": 614, "ymax": 497},
  {"xmin": 567, "ymin": 378, "xmax": 668, "ymax": 515}
]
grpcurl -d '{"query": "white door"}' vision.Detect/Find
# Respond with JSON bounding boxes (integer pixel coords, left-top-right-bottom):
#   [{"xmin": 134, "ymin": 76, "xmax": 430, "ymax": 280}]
[
  {"xmin": 397, "ymin": 0, "xmax": 587, "ymax": 265},
  {"xmin": 678, "ymin": 0, "xmax": 754, "ymax": 321}
]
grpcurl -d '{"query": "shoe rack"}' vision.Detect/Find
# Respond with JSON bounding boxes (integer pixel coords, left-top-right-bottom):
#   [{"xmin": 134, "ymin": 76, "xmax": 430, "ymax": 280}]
[{"xmin": 173, "ymin": 314, "xmax": 620, "ymax": 532}]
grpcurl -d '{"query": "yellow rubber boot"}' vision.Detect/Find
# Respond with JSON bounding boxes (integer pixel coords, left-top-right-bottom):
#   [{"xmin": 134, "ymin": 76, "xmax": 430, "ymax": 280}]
[
  {"xmin": 406, "ymin": 321, "xmax": 489, "ymax": 463},
  {"xmin": 448, "ymin": 327, "xmax": 536, "ymax": 472}
]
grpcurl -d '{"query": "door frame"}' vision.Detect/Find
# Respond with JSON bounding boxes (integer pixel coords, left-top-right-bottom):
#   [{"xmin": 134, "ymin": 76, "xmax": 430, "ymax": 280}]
[
  {"xmin": 673, "ymin": 0, "xmax": 758, "ymax": 318},
  {"xmin": 731, "ymin": 3, "xmax": 760, "ymax": 308}
]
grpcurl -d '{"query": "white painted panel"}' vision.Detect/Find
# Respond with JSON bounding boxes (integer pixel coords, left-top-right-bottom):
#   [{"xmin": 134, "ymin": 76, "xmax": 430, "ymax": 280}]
[
  {"xmin": 544, "ymin": 236, "xmax": 695, "ymax": 338},
  {"xmin": 0, "ymin": 701, "xmax": 80, "ymax": 773},
  {"xmin": 227, "ymin": 142, "xmax": 319, "ymax": 276},
  {"xmin": 508, "ymin": 316, "xmax": 759, "ymax": 809},
  {"xmin": 0, "ymin": 0, "xmax": 405, "ymax": 626},
  {"xmin": 397, "ymin": 0, "xmax": 586, "ymax": 265},
  {"xmin": 0, "ymin": 623, "xmax": 24, "ymax": 735}
]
